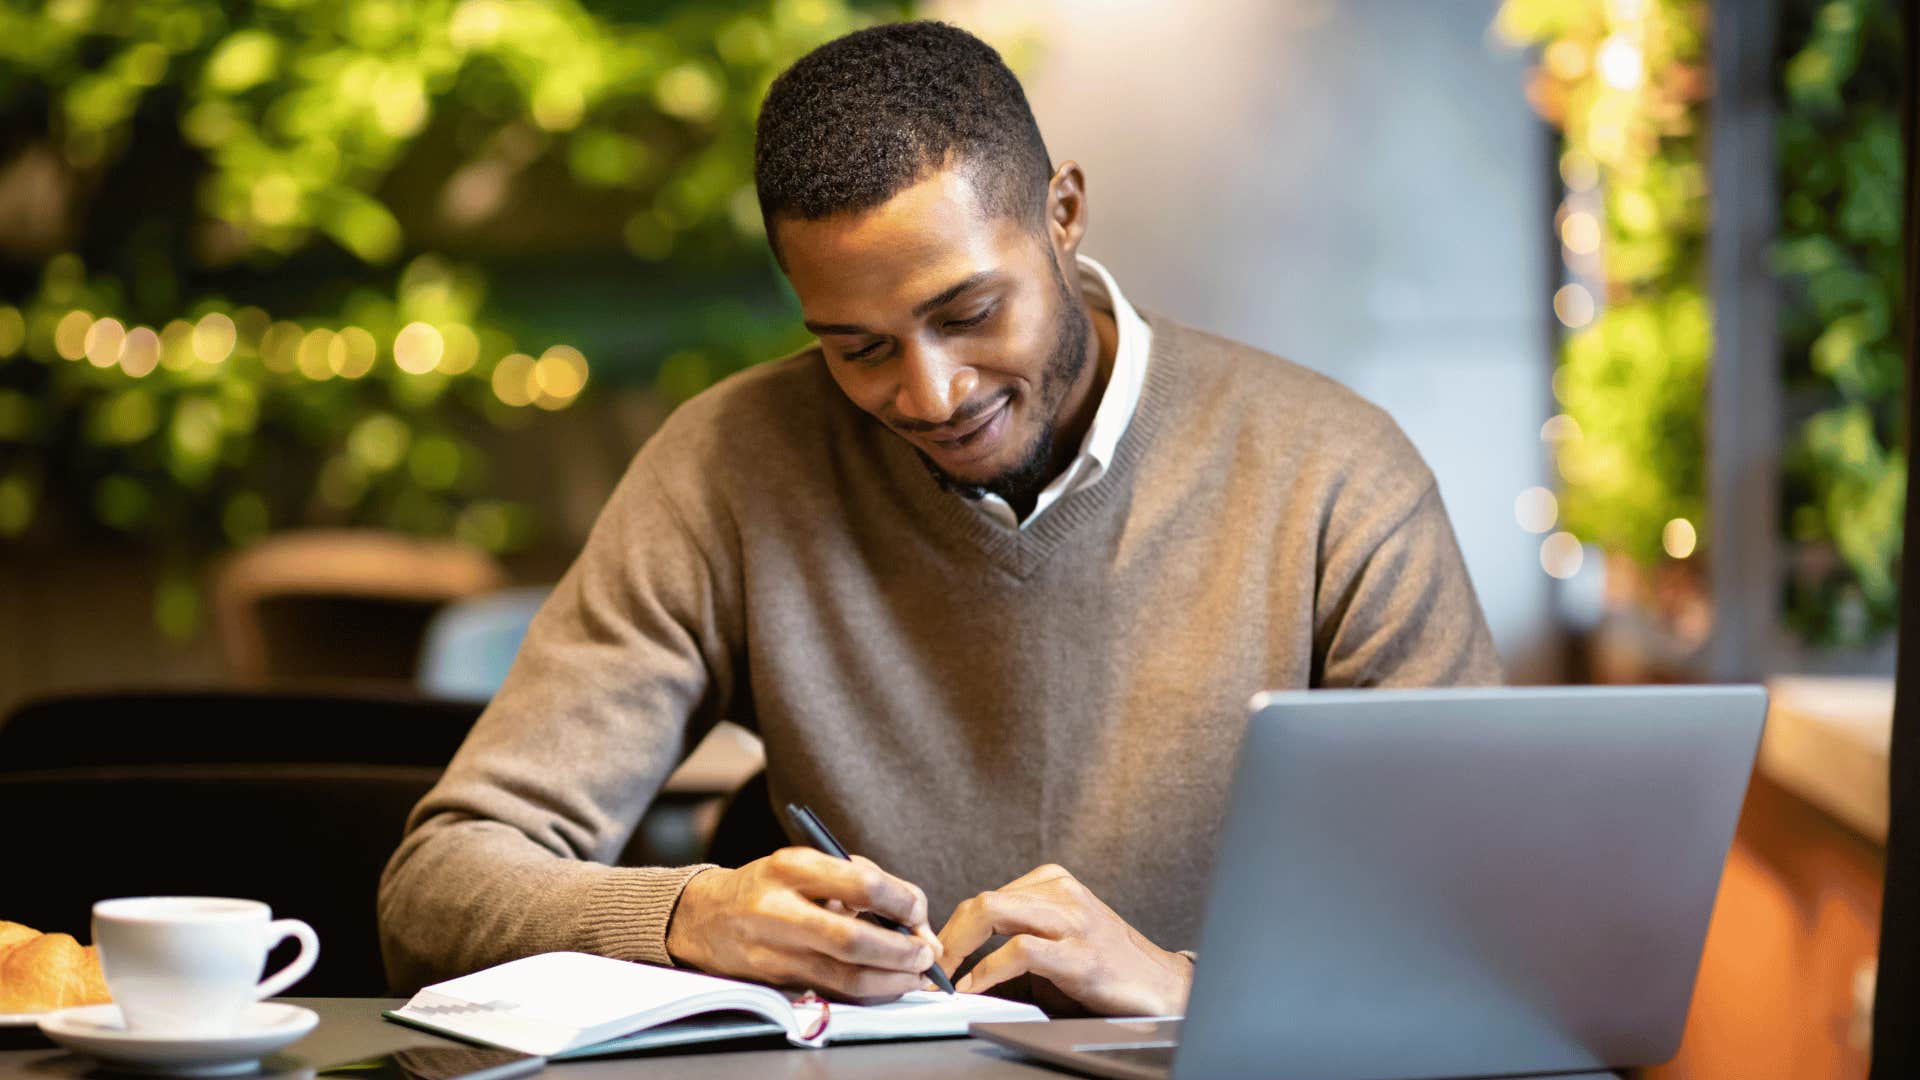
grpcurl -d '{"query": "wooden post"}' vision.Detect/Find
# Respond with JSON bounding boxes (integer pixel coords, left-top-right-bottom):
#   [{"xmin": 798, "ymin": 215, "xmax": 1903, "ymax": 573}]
[{"xmin": 1870, "ymin": 1, "xmax": 1918, "ymax": 1073}]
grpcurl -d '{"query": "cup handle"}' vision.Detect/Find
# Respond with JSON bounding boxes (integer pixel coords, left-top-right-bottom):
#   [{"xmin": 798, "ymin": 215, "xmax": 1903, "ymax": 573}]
[{"xmin": 254, "ymin": 918, "xmax": 320, "ymax": 1000}]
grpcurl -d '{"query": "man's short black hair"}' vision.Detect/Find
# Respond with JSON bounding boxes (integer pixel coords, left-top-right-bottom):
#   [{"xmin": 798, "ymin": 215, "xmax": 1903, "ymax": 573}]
[{"xmin": 753, "ymin": 21, "xmax": 1054, "ymax": 252}]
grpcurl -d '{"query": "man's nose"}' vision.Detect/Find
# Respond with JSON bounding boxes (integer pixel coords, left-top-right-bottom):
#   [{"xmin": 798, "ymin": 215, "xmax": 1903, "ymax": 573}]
[{"xmin": 894, "ymin": 344, "xmax": 979, "ymax": 424}]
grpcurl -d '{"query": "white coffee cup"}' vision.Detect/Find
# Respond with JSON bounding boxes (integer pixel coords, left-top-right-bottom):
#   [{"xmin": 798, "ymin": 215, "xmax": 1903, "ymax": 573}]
[{"xmin": 92, "ymin": 897, "xmax": 319, "ymax": 1036}]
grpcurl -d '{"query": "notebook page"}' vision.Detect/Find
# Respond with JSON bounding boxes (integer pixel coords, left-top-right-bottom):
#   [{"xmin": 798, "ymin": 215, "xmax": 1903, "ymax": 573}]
[
  {"xmin": 788, "ymin": 990, "xmax": 1047, "ymax": 1047},
  {"xmin": 392, "ymin": 952, "xmax": 796, "ymax": 1054}
]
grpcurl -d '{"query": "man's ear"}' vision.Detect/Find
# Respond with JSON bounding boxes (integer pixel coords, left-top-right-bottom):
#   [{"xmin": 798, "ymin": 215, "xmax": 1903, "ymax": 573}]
[{"xmin": 1046, "ymin": 161, "xmax": 1089, "ymax": 262}]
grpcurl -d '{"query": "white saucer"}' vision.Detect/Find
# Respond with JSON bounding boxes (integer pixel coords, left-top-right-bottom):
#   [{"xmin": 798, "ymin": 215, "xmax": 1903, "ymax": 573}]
[
  {"xmin": 0, "ymin": 1009, "xmax": 52, "ymax": 1027},
  {"xmin": 39, "ymin": 1002, "xmax": 318, "ymax": 1076}
]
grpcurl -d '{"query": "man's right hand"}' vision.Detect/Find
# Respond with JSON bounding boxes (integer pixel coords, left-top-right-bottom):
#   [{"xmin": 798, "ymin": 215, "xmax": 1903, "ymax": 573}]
[{"xmin": 664, "ymin": 848, "xmax": 942, "ymax": 1004}]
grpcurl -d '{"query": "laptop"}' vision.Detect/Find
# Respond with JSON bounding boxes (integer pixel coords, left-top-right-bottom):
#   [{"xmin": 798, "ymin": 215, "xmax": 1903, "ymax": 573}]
[{"xmin": 972, "ymin": 685, "xmax": 1766, "ymax": 1080}]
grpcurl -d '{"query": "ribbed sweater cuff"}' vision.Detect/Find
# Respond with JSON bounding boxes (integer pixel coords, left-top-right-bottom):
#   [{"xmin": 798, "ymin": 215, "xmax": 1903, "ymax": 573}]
[{"xmin": 575, "ymin": 863, "xmax": 717, "ymax": 968}]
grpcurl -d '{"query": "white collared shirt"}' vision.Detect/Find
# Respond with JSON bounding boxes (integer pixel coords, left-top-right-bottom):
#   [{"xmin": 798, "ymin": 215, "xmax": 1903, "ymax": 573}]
[{"xmin": 977, "ymin": 254, "xmax": 1152, "ymax": 530}]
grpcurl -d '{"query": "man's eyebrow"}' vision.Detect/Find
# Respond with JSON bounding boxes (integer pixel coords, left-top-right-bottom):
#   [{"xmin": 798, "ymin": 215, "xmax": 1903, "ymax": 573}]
[
  {"xmin": 911, "ymin": 270, "xmax": 1002, "ymax": 317},
  {"xmin": 801, "ymin": 270, "xmax": 1005, "ymax": 337}
]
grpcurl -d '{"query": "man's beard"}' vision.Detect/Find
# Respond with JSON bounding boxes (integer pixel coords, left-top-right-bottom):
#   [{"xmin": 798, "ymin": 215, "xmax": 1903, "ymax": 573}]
[{"xmin": 916, "ymin": 252, "xmax": 1092, "ymax": 509}]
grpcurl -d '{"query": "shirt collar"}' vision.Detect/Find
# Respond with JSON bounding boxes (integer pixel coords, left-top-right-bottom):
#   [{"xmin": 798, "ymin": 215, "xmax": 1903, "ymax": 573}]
[{"xmin": 1072, "ymin": 254, "xmax": 1152, "ymax": 481}]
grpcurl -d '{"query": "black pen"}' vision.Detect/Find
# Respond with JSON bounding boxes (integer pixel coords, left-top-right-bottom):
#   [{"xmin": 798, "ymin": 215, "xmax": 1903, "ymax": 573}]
[{"xmin": 783, "ymin": 802, "xmax": 956, "ymax": 994}]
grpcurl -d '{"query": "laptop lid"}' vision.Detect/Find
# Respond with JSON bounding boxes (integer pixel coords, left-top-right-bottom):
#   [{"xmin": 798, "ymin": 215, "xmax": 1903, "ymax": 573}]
[{"xmin": 1175, "ymin": 686, "xmax": 1765, "ymax": 1080}]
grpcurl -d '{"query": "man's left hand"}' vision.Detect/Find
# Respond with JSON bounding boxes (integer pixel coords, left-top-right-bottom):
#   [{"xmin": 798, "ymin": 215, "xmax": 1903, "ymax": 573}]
[{"xmin": 935, "ymin": 864, "xmax": 1192, "ymax": 1016}]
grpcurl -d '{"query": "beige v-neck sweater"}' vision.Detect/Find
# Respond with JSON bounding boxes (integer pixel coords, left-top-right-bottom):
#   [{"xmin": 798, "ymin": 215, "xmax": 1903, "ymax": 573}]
[{"xmin": 378, "ymin": 314, "xmax": 1501, "ymax": 992}]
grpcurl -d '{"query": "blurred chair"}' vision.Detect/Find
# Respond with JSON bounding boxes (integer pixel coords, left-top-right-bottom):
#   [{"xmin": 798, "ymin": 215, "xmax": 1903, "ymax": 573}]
[
  {"xmin": 0, "ymin": 689, "xmax": 478, "ymax": 996},
  {"xmin": 213, "ymin": 529, "xmax": 506, "ymax": 685},
  {"xmin": 416, "ymin": 586, "xmax": 551, "ymax": 701}
]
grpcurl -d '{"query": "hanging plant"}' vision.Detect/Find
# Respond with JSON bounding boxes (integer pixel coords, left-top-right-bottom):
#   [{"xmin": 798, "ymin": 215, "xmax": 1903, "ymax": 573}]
[{"xmin": 1775, "ymin": 0, "xmax": 1906, "ymax": 648}]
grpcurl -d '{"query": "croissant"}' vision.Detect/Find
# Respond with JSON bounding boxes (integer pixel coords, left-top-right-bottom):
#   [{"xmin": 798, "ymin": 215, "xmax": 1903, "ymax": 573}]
[{"xmin": 0, "ymin": 921, "xmax": 113, "ymax": 1013}]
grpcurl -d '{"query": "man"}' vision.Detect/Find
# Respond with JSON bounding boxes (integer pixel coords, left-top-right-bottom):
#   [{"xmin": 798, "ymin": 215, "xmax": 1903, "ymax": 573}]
[{"xmin": 379, "ymin": 21, "xmax": 1500, "ymax": 1017}]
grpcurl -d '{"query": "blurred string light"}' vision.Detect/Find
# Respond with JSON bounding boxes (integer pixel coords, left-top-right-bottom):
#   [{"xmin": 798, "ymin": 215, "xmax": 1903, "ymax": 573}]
[
  {"xmin": 1540, "ymin": 531, "xmax": 1586, "ymax": 579},
  {"xmin": 1558, "ymin": 149, "xmax": 1600, "ymax": 192},
  {"xmin": 1540, "ymin": 413, "xmax": 1584, "ymax": 443},
  {"xmin": 121, "ymin": 327, "xmax": 161, "ymax": 377},
  {"xmin": 1595, "ymin": 33, "xmax": 1645, "ymax": 91},
  {"xmin": 1663, "ymin": 517, "xmax": 1697, "ymax": 559},
  {"xmin": 192, "ymin": 313, "xmax": 236, "ymax": 363},
  {"xmin": 54, "ymin": 310, "xmax": 91, "ymax": 360},
  {"xmin": 1514, "ymin": 486, "xmax": 1560, "ymax": 533},
  {"xmin": 0, "ymin": 307, "xmax": 25, "ymax": 357},
  {"xmin": 394, "ymin": 322, "xmax": 444, "ymax": 374},
  {"xmin": 84, "ymin": 317, "xmax": 126, "ymax": 368},
  {"xmin": 1559, "ymin": 210, "xmax": 1602, "ymax": 255},
  {"xmin": 1496, "ymin": 0, "xmax": 1710, "ymax": 578},
  {"xmin": 1551, "ymin": 283, "xmax": 1595, "ymax": 328},
  {"xmin": 21, "ymin": 300, "xmax": 586, "ymax": 404}
]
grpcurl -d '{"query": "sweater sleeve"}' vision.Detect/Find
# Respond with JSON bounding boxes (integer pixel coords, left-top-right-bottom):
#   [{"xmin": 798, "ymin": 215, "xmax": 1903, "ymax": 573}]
[
  {"xmin": 378, "ymin": 446, "xmax": 742, "ymax": 993},
  {"xmin": 1311, "ymin": 474, "xmax": 1504, "ymax": 690}
]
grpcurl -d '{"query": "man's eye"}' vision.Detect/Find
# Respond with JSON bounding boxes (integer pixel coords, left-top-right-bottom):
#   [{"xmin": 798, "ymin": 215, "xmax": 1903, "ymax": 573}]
[
  {"xmin": 944, "ymin": 306, "xmax": 996, "ymax": 331},
  {"xmin": 842, "ymin": 341, "xmax": 883, "ymax": 361}
]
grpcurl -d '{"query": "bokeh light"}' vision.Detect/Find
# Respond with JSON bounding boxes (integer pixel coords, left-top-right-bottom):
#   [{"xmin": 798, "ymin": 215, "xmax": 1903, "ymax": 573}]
[
  {"xmin": 394, "ymin": 322, "xmax": 445, "ymax": 375},
  {"xmin": 1663, "ymin": 517, "xmax": 1698, "ymax": 559},
  {"xmin": 1558, "ymin": 150, "xmax": 1599, "ymax": 192},
  {"xmin": 0, "ymin": 306, "xmax": 25, "ymax": 357},
  {"xmin": 54, "ymin": 311, "xmax": 92, "ymax": 360},
  {"xmin": 1552, "ymin": 284, "xmax": 1595, "ymax": 328},
  {"xmin": 1596, "ymin": 34, "xmax": 1644, "ymax": 91},
  {"xmin": 334, "ymin": 326, "xmax": 378, "ymax": 379},
  {"xmin": 1560, "ymin": 211, "xmax": 1601, "ymax": 255},
  {"xmin": 159, "ymin": 320, "xmax": 197, "ymax": 372},
  {"xmin": 260, "ymin": 321, "xmax": 302, "ymax": 373},
  {"xmin": 439, "ymin": 324, "xmax": 479, "ymax": 375},
  {"xmin": 1515, "ymin": 486, "xmax": 1559, "ymax": 534},
  {"xmin": 192, "ymin": 312, "xmax": 236, "ymax": 364},
  {"xmin": 120, "ymin": 326, "xmax": 161, "ymax": 377},
  {"xmin": 1540, "ymin": 531, "xmax": 1585, "ymax": 579},
  {"xmin": 1541, "ymin": 414, "xmax": 1584, "ymax": 443},
  {"xmin": 298, "ymin": 328, "xmax": 337, "ymax": 381},
  {"xmin": 84, "ymin": 317, "xmax": 126, "ymax": 368},
  {"xmin": 491, "ymin": 353, "xmax": 535, "ymax": 406},
  {"xmin": 532, "ymin": 345, "xmax": 589, "ymax": 410}
]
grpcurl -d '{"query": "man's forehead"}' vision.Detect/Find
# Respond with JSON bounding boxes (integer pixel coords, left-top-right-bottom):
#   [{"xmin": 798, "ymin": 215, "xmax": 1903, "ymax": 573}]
[{"xmin": 778, "ymin": 169, "xmax": 1024, "ymax": 320}]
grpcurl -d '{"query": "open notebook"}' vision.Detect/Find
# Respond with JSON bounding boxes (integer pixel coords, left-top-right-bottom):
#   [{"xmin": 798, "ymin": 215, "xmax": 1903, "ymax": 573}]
[{"xmin": 385, "ymin": 951, "xmax": 1046, "ymax": 1058}]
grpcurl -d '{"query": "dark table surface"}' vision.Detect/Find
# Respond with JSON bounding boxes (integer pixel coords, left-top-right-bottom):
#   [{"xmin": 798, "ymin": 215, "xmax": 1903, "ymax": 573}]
[
  {"xmin": 0, "ymin": 997, "xmax": 1078, "ymax": 1079},
  {"xmin": 0, "ymin": 998, "xmax": 1624, "ymax": 1079}
]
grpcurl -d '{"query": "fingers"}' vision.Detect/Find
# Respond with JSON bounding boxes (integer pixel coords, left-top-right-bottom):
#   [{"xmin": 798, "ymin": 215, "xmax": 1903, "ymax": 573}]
[
  {"xmin": 770, "ymin": 847, "xmax": 929, "ymax": 928},
  {"xmin": 847, "ymin": 855, "xmax": 939, "ymax": 953},
  {"xmin": 936, "ymin": 884, "xmax": 1075, "ymax": 977},
  {"xmin": 759, "ymin": 890, "xmax": 933, "ymax": 972},
  {"xmin": 782, "ymin": 951, "xmax": 927, "ymax": 1005},
  {"xmin": 955, "ymin": 934, "xmax": 1075, "ymax": 996}
]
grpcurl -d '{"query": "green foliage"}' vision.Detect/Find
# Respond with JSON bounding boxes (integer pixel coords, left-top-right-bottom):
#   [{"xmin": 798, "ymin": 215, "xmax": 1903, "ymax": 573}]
[
  {"xmin": 1775, "ymin": 0, "xmax": 1905, "ymax": 647},
  {"xmin": 0, "ymin": 0, "xmax": 903, "ymax": 635},
  {"xmin": 1496, "ymin": 0, "xmax": 1713, "ymax": 567},
  {"xmin": 1, "ymin": 252, "xmax": 542, "ymax": 562},
  {"xmin": 1555, "ymin": 286, "xmax": 1710, "ymax": 557}
]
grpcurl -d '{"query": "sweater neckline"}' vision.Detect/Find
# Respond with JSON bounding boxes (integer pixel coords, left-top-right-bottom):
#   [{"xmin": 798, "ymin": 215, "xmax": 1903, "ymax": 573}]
[{"xmin": 889, "ymin": 312, "xmax": 1183, "ymax": 579}]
